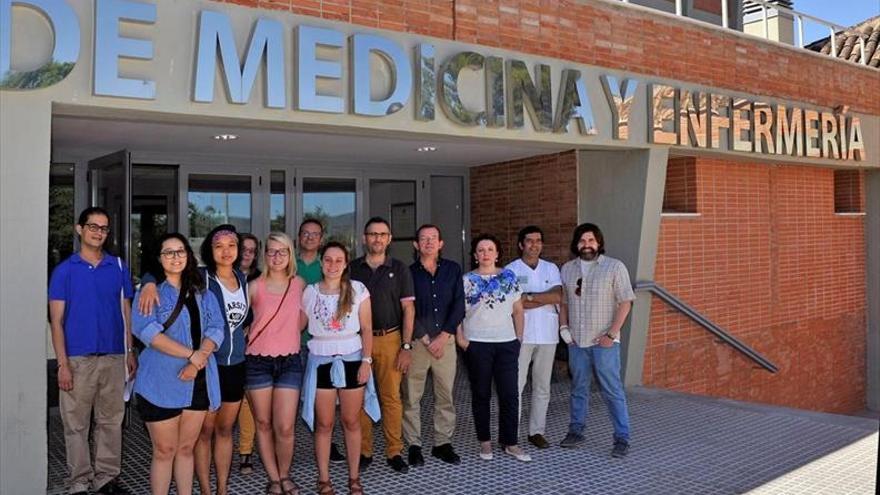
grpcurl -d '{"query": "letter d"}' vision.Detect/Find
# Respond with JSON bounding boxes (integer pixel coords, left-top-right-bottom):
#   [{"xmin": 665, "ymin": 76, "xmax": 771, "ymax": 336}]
[{"xmin": 1, "ymin": 0, "xmax": 80, "ymax": 89}]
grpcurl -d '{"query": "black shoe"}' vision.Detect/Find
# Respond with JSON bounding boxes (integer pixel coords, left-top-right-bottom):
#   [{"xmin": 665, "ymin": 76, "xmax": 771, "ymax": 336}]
[
  {"xmin": 430, "ymin": 444, "xmax": 461, "ymax": 465},
  {"xmin": 386, "ymin": 455, "xmax": 410, "ymax": 473},
  {"xmin": 408, "ymin": 446, "xmax": 425, "ymax": 467},
  {"xmin": 611, "ymin": 440, "xmax": 630, "ymax": 458},
  {"xmin": 330, "ymin": 442, "xmax": 346, "ymax": 463},
  {"xmin": 358, "ymin": 454, "xmax": 373, "ymax": 472},
  {"xmin": 96, "ymin": 479, "xmax": 131, "ymax": 495},
  {"xmin": 527, "ymin": 434, "xmax": 551, "ymax": 449}
]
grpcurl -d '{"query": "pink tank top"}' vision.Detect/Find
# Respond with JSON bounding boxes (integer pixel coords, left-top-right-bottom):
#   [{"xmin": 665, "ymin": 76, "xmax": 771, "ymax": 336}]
[{"xmin": 246, "ymin": 276, "xmax": 305, "ymax": 357}]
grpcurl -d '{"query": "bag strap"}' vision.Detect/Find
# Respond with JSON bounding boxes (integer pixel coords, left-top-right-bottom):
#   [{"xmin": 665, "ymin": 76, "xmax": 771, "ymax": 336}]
[
  {"xmin": 162, "ymin": 290, "xmax": 187, "ymax": 331},
  {"xmin": 247, "ymin": 278, "xmax": 292, "ymax": 347}
]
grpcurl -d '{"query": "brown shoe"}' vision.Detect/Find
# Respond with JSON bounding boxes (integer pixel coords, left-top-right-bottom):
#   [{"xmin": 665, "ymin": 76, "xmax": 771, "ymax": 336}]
[
  {"xmin": 528, "ymin": 434, "xmax": 551, "ymax": 449},
  {"xmin": 317, "ymin": 479, "xmax": 335, "ymax": 495},
  {"xmin": 348, "ymin": 477, "xmax": 364, "ymax": 495}
]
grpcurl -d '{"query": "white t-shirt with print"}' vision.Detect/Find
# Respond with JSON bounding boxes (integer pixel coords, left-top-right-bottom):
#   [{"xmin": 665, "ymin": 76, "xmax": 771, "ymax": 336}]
[
  {"xmin": 218, "ymin": 280, "xmax": 247, "ymax": 331},
  {"xmin": 303, "ymin": 280, "xmax": 370, "ymax": 356},
  {"xmin": 462, "ymin": 269, "xmax": 522, "ymax": 343},
  {"xmin": 505, "ymin": 258, "xmax": 561, "ymax": 345}
]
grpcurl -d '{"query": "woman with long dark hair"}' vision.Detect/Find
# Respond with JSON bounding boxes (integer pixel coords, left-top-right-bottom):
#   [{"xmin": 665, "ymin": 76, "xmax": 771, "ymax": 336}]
[
  {"xmin": 300, "ymin": 241, "xmax": 379, "ymax": 495},
  {"xmin": 456, "ymin": 234, "xmax": 529, "ymax": 462},
  {"xmin": 132, "ymin": 233, "xmax": 225, "ymax": 495},
  {"xmin": 138, "ymin": 225, "xmax": 250, "ymax": 495}
]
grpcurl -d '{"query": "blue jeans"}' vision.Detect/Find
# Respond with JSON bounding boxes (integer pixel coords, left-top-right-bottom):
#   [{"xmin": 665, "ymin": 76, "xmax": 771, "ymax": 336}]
[{"xmin": 568, "ymin": 343, "xmax": 630, "ymax": 443}]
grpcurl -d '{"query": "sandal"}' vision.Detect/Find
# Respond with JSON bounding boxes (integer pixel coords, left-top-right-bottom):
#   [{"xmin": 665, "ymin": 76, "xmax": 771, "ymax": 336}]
[
  {"xmin": 281, "ymin": 477, "xmax": 300, "ymax": 495},
  {"xmin": 348, "ymin": 477, "xmax": 364, "ymax": 495},
  {"xmin": 266, "ymin": 480, "xmax": 284, "ymax": 495},
  {"xmin": 317, "ymin": 479, "xmax": 335, "ymax": 495},
  {"xmin": 239, "ymin": 453, "xmax": 254, "ymax": 475}
]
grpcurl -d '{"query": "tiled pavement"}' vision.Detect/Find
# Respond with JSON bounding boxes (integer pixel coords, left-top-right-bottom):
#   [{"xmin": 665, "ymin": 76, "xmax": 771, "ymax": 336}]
[{"xmin": 48, "ymin": 367, "xmax": 878, "ymax": 494}]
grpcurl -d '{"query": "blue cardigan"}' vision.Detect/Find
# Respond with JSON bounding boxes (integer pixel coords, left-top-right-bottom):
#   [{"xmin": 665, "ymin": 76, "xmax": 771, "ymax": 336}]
[
  {"xmin": 142, "ymin": 267, "xmax": 249, "ymax": 366},
  {"xmin": 132, "ymin": 282, "xmax": 225, "ymax": 411}
]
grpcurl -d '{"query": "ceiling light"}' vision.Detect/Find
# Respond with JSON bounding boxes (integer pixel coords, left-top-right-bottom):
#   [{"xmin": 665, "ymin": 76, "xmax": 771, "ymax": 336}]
[
  {"xmin": 417, "ymin": 146, "xmax": 437, "ymax": 152},
  {"xmin": 213, "ymin": 134, "xmax": 239, "ymax": 141}
]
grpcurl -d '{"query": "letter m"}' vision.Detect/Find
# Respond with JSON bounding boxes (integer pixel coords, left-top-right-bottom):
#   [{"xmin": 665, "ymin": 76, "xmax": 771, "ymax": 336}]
[{"xmin": 194, "ymin": 11, "xmax": 285, "ymax": 107}]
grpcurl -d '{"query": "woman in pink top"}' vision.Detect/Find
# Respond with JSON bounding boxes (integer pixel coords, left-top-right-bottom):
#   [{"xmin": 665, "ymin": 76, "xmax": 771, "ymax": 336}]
[{"xmin": 245, "ymin": 232, "xmax": 306, "ymax": 495}]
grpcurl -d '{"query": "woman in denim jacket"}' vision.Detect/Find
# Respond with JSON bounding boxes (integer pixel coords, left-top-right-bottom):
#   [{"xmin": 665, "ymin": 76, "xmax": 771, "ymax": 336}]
[{"xmin": 132, "ymin": 233, "xmax": 225, "ymax": 495}]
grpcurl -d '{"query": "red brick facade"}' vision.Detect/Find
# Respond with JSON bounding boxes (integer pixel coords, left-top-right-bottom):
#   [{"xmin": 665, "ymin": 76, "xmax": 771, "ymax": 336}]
[
  {"xmin": 470, "ymin": 151, "xmax": 579, "ymax": 265},
  {"xmin": 216, "ymin": 0, "xmax": 873, "ymax": 413},
  {"xmin": 645, "ymin": 158, "xmax": 866, "ymax": 414},
  {"xmin": 214, "ymin": 0, "xmax": 880, "ymax": 115},
  {"xmin": 471, "ymin": 152, "xmax": 867, "ymax": 414}
]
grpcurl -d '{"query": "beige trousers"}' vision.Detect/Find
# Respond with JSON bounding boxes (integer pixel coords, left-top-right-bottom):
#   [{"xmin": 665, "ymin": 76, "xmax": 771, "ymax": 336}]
[
  {"xmin": 59, "ymin": 354, "xmax": 125, "ymax": 493},
  {"xmin": 402, "ymin": 337, "xmax": 457, "ymax": 448}
]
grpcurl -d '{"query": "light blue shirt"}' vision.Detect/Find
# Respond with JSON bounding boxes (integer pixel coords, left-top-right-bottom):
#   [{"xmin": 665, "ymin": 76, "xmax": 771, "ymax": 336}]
[
  {"xmin": 132, "ymin": 282, "xmax": 226, "ymax": 411},
  {"xmin": 300, "ymin": 350, "xmax": 381, "ymax": 431}
]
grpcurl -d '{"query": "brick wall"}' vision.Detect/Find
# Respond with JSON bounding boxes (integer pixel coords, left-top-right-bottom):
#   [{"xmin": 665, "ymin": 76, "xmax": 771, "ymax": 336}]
[
  {"xmin": 663, "ymin": 156, "xmax": 698, "ymax": 213},
  {"xmin": 469, "ymin": 151, "xmax": 578, "ymax": 265},
  {"xmin": 644, "ymin": 158, "xmax": 866, "ymax": 413},
  {"xmin": 213, "ymin": 0, "xmax": 880, "ymax": 115}
]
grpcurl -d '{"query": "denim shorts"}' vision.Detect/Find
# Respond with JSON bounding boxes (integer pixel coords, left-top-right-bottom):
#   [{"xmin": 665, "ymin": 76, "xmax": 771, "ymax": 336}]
[{"xmin": 245, "ymin": 353, "xmax": 303, "ymax": 391}]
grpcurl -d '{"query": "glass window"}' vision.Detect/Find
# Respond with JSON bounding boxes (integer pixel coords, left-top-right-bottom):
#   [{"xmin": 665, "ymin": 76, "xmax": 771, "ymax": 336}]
[
  {"xmin": 48, "ymin": 163, "xmax": 75, "ymax": 277},
  {"xmin": 188, "ymin": 174, "xmax": 251, "ymax": 260},
  {"xmin": 131, "ymin": 165, "xmax": 178, "ymax": 282},
  {"xmin": 303, "ymin": 178, "xmax": 356, "ymax": 251},
  {"xmin": 270, "ymin": 170, "xmax": 286, "ymax": 232}
]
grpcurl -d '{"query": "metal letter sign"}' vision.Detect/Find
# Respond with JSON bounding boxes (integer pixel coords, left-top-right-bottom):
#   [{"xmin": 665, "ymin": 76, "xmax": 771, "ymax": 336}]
[
  {"xmin": 350, "ymin": 33, "xmax": 411, "ymax": 116},
  {"xmin": 553, "ymin": 69, "xmax": 597, "ymax": 135},
  {"xmin": 600, "ymin": 75, "xmax": 637, "ymax": 140},
  {"xmin": 94, "ymin": 0, "xmax": 156, "ymax": 100},
  {"xmin": 296, "ymin": 25, "xmax": 344, "ymax": 113},
  {"xmin": 0, "ymin": 0, "xmax": 79, "ymax": 89},
  {"xmin": 194, "ymin": 11, "xmax": 285, "ymax": 107}
]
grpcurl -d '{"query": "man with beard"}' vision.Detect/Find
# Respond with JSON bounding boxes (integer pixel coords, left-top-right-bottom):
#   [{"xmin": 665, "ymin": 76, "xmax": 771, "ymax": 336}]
[
  {"xmin": 558, "ymin": 223, "xmax": 635, "ymax": 458},
  {"xmin": 349, "ymin": 217, "xmax": 416, "ymax": 473}
]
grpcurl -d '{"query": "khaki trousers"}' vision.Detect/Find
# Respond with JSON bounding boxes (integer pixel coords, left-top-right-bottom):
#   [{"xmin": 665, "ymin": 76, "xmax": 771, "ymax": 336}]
[
  {"xmin": 402, "ymin": 336, "xmax": 457, "ymax": 447},
  {"xmin": 360, "ymin": 331, "xmax": 404, "ymax": 458},
  {"xmin": 59, "ymin": 354, "xmax": 125, "ymax": 493},
  {"xmin": 237, "ymin": 396, "xmax": 256, "ymax": 455},
  {"xmin": 517, "ymin": 343, "xmax": 557, "ymax": 437}
]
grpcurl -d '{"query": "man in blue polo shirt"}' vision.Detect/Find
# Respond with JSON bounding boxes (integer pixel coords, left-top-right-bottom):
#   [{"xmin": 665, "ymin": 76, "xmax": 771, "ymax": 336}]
[{"xmin": 48, "ymin": 207, "xmax": 136, "ymax": 495}]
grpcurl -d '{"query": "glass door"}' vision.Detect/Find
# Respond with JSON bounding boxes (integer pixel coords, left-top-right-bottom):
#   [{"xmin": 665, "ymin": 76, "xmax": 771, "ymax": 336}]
[
  {"xmin": 299, "ymin": 176, "xmax": 359, "ymax": 252},
  {"xmin": 369, "ymin": 179, "xmax": 418, "ymax": 262},
  {"xmin": 88, "ymin": 150, "xmax": 131, "ymax": 263},
  {"xmin": 186, "ymin": 172, "xmax": 254, "ymax": 262}
]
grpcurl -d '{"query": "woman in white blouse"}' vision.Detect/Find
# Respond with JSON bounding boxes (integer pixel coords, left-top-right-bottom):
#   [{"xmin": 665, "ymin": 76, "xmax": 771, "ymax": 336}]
[
  {"xmin": 456, "ymin": 234, "xmax": 529, "ymax": 462},
  {"xmin": 300, "ymin": 241, "xmax": 376, "ymax": 495}
]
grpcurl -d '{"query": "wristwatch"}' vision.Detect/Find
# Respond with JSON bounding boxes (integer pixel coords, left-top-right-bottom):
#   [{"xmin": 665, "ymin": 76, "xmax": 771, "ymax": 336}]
[
  {"xmin": 401, "ymin": 342, "xmax": 413, "ymax": 351},
  {"xmin": 362, "ymin": 356, "xmax": 373, "ymax": 364}
]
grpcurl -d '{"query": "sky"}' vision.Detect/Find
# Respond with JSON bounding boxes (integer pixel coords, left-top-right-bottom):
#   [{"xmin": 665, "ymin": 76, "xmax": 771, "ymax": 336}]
[{"xmin": 794, "ymin": 0, "xmax": 880, "ymax": 44}]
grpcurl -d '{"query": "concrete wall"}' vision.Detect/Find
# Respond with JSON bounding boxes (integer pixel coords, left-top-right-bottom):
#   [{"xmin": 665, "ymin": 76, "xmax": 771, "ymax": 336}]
[
  {"xmin": 0, "ymin": 96, "xmax": 51, "ymax": 494},
  {"xmin": 577, "ymin": 149, "xmax": 668, "ymax": 385},
  {"xmin": 867, "ymin": 170, "xmax": 880, "ymax": 411}
]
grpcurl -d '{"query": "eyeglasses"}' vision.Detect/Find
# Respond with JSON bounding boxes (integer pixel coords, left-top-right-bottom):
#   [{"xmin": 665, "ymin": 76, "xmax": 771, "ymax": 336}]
[
  {"xmin": 242, "ymin": 248, "xmax": 256, "ymax": 255},
  {"xmin": 266, "ymin": 249, "xmax": 290, "ymax": 258},
  {"xmin": 300, "ymin": 231, "xmax": 322, "ymax": 239},
  {"xmin": 365, "ymin": 232, "xmax": 390, "ymax": 239},
  {"xmin": 83, "ymin": 223, "xmax": 111, "ymax": 234},
  {"xmin": 160, "ymin": 249, "xmax": 187, "ymax": 259},
  {"xmin": 575, "ymin": 278, "xmax": 583, "ymax": 297}
]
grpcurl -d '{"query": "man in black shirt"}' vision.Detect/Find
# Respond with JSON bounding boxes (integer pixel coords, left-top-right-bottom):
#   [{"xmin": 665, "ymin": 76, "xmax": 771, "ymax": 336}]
[
  {"xmin": 403, "ymin": 225, "xmax": 465, "ymax": 467},
  {"xmin": 349, "ymin": 217, "xmax": 415, "ymax": 473}
]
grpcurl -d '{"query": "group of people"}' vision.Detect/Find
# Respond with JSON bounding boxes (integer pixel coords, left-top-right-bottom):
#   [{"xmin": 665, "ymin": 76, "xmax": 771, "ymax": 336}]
[{"xmin": 49, "ymin": 206, "xmax": 635, "ymax": 495}]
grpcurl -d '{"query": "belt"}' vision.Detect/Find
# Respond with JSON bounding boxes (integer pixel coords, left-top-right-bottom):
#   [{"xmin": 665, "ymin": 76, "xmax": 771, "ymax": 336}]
[{"xmin": 373, "ymin": 326, "xmax": 399, "ymax": 337}]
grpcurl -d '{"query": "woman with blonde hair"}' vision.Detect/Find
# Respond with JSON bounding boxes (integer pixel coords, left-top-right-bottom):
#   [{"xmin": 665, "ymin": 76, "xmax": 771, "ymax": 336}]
[{"xmin": 246, "ymin": 232, "xmax": 307, "ymax": 495}]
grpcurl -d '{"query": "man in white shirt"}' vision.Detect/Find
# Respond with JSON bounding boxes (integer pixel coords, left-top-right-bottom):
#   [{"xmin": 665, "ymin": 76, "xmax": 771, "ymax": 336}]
[{"xmin": 505, "ymin": 226, "xmax": 562, "ymax": 449}]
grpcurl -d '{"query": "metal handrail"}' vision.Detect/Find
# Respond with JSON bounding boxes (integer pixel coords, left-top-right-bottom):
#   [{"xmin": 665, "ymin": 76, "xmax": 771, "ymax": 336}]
[{"xmin": 634, "ymin": 281, "xmax": 779, "ymax": 373}]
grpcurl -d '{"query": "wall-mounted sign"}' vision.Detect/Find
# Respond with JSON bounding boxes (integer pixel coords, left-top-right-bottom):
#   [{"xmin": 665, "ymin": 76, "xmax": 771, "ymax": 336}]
[{"xmin": 0, "ymin": 0, "xmax": 868, "ymax": 162}]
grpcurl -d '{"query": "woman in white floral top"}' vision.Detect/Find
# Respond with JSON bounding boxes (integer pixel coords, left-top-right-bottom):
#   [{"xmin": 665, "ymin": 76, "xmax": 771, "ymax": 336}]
[{"xmin": 456, "ymin": 234, "xmax": 529, "ymax": 462}]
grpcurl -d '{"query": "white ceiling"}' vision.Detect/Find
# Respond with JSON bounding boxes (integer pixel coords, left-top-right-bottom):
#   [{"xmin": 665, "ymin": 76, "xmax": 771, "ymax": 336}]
[{"xmin": 52, "ymin": 115, "xmax": 569, "ymax": 168}]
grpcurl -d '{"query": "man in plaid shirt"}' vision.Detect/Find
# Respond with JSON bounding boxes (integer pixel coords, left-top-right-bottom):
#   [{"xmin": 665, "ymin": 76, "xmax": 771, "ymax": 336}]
[{"xmin": 558, "ymin": 223, "xmax": 635, "ymax": 458}]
